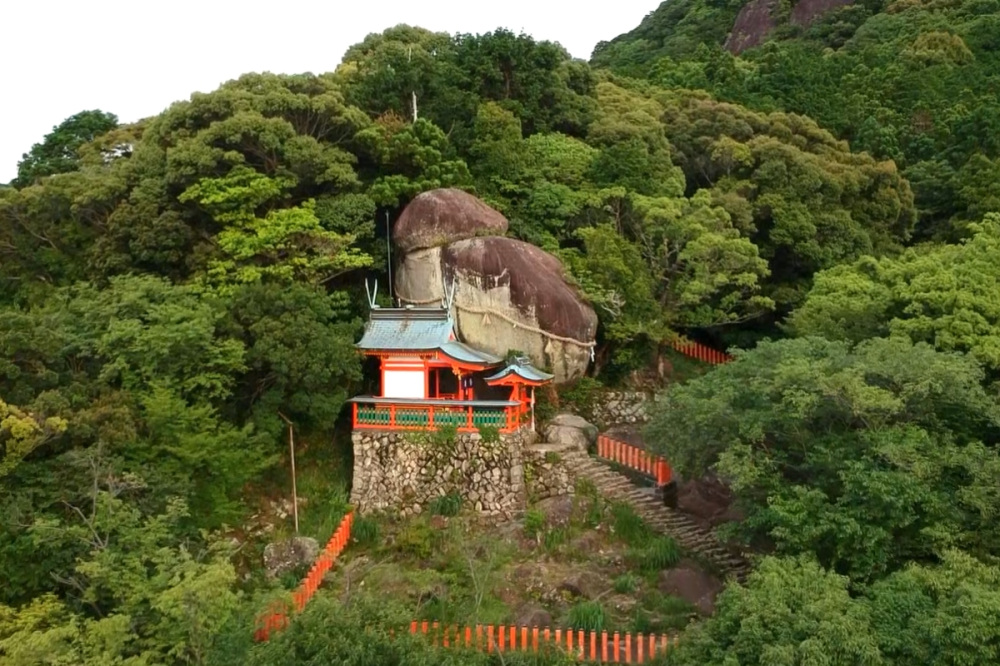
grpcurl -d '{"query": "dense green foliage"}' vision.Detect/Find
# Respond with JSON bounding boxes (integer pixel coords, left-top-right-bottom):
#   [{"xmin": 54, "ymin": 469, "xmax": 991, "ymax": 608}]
[
  {"xmin": 595, "ymin": 0, "xmax": 1000, "ymax": 242},
  {"xmin": 3, "ymin": 1, "xmax": 1000, "ymax": 662}
]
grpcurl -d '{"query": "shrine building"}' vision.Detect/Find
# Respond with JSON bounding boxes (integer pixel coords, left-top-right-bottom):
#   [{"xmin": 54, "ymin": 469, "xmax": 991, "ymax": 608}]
[{"xmin": 348, "ymin": 304, "xmax": 553, "ymax": 433}]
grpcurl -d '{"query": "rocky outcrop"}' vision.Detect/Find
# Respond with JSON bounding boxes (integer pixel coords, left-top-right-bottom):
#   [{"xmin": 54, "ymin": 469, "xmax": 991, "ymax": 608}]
[
  {"xmin": 393, "ymin": 188, "xmax": 508, "ymax": 253},
  {"xmin": 394, "ymin": 190, "xmax": 597, "ymax": 383},
  {"xmin": 658, "ymin": 560, "xmax": 724, "ymax": 616},
  {"xmin": 263, "ymin": 537, "xmax": 319, "ymax": 579},
  {"xmin": 726, "ymin": 0, "xmax": 854, "ymax": 54},
  {"xmin": 543, "ymin": 413, "xmax": 598, "ymax": 451},
  {"xmin": 725, "ymin": 0, "xmax": 778, "ymax": 54}
]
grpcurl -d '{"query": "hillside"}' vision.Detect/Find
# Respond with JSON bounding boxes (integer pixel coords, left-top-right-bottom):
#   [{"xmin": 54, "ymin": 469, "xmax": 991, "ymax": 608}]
[
  {"xmin": 594, "ymin": 0, "xmax": 1000, "ymax": 242},
  {"xmin": 1, "ymin": 9, "xmax": 1000, "ymax": 666}
]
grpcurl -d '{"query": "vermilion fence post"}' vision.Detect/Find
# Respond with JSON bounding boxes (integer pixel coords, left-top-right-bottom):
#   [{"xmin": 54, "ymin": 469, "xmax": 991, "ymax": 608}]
[
  {"xmin": 488, "ymin": 625, "xmax": 494, "ymax": 653},
  {"xmin": 591, "ymin": 630, "xmax": 597, "ymax": 659},
  {"xmin": 614, "ymin": 632, "xmax": 620, "ymax": 661},
  {"xmin": 602, "ymin": 631, "xmax": 609, "ymax": 661},
  {"xmin": 626, "ymin": 633, "xmax": 632, "ymax": 663}
]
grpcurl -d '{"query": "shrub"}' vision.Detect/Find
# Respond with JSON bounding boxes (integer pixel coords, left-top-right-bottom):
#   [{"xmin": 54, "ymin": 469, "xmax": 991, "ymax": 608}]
[
  {"xmin": 395, "ymin": 519, "xmax": 435, "ymax": 560},
  {"xmin": 430, "ymin": 492, "xmax": 462, "ymax": 517},
  {"xmin": 543, "ymin": 527, "xmax": 570, "ymax": 551},
  {"xmin": 351, "ymin": 515, "xmax": 381, "ymax": 547},
  {"xmin": 524, "ymin": 508, "xmax": 546, "ymax": 540},
  {"xmin": 477, "ymin": 424, "xmax": 500, "ymax": 444},
  {"xmin": 611, "ymin": 502, "xmax": 652, "ymax": 547},
  {"xmin": 567, "ymin": 601, "xmax": 606, "ymax": 632},
  {"xmin": 613, "ymin": 572, "xmax": 640, "ymax": 594},
  {"xmin": 630, "ymin": 536, "xmax": 681, "ymax": 573},
  {"xmin": 560, "ymin": 377, "xmax": 604, "ymax": 418}
]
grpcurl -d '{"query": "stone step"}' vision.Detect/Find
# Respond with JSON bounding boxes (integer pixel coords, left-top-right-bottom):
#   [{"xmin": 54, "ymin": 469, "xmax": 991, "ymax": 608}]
[{"xmin": 567, "ymin": 449, "xmax": 752, "ymax": 581}]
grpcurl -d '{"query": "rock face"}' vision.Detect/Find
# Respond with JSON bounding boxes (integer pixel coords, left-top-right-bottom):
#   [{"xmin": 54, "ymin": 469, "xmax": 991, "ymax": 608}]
[
  {"xmin": 543, "ymin": 413, "xmax": 598, "ymax": 451},
  {"xmin": 658, "ymin": 560, "xmax": 724, "ymax": 616},
  {"xmin": 393, "ymin": 188, "xmax": 509, "ymax": 253},
  {"xmin": 726, "ymin": 0, "xmax": 854, "ymax": 54},
  {"xmin": 393, "ymin": 190, "xmax": 597, "ymax": 383},
  {"xmin": 559, "ymin": 571, "xmax": 606, "ymax": 600},
  {"xmin": 263, "ymin": 536, "xmax": 319, "ymax": 579}
]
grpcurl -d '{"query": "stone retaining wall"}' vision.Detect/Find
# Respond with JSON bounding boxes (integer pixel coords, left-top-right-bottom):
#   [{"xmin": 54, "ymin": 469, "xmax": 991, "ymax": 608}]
[
  {"xmin": 351, "ymin": 429, "xmax": 530, "ymax": 520},
  {"xmin": 523, "ymin": 442, "xmax": 577, "ymax": 502},
  {"xmin": 590, "ymin": 391, "xmax": 652, "ymax": 428},
  {"xmin": 351, "ymin": 427, "xmax": 587, "ymax": 519}
]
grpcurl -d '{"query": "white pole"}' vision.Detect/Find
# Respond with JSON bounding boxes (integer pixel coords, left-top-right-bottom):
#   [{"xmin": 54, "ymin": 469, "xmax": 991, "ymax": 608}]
[
  {"xmin": 386, "ymin": 211, "xmax": 393, "ymax": 305},
  {"xmin": 531, "ymin": 387, "xmax": 536, "ymax": 433},
  {"xmin": 278, "ymin": 412, "xmax": 299, "ymax": 534}
]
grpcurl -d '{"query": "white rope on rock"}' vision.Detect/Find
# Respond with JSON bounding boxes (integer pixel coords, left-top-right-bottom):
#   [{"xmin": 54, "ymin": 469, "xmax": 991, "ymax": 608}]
[{"xmin": 396, "ymin": 291, "xmax": 597, "ymax": 350}]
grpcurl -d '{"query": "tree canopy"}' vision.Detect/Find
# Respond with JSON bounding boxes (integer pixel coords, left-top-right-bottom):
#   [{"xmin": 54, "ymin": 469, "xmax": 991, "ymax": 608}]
[{"xmin": 3, "ymin": 4, "xmax": 1000, "ymax": 662}]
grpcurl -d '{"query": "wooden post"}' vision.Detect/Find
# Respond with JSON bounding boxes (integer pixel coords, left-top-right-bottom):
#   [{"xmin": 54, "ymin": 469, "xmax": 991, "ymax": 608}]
[{"xmin": 278, "ymin": 412, "xmax": 299, "ymax": 534}]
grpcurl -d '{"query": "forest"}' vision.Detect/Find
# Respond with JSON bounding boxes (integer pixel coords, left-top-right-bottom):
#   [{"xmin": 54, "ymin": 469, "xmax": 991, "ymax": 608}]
[{"xmin": 2, "ymin": 0, "xmax": 1000, "ymax": 663}]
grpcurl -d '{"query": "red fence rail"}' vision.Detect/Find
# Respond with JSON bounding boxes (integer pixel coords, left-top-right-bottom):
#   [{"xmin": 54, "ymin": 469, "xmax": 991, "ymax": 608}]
[
  {"xmin": 597, "ymin": 435, "xmax": 672, "ymax": 486},
  {"xmin": 408, "ymin": 620, "xmax": 677, "ymax": 663},
  {"xmin": 254, "ymin": 511, "xmax": 354, "ymax": 641},
  {"xmin": 671, "ymin": 339, "xmax": 732, "ymax": 365}
]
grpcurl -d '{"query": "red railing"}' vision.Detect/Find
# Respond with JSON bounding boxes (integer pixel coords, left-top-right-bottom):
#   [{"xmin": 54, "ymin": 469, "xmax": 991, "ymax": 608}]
[
  {"xmin": 254, "ymin": 511, "xmax": 354, "ymax": 641},
  {"xmin": 597, "ymin": 435, "xmax": 672, "ymax": 486},
  {"xmin": 671, "ymin": 339, "xmax": 731, "ymax": 365},
  {"xmin": 408, "ymin": 621, "xmax": 677, "ymax": 662}
]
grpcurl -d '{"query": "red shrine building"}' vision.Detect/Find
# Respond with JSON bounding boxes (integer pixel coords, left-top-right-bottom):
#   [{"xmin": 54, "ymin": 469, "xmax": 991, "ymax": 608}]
[{"xmin": 348, "ymin": 305, "xmax": 553, "ymax": 433}]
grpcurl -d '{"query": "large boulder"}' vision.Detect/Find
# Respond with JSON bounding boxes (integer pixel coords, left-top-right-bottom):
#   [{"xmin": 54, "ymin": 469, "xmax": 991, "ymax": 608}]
[
  {"xmin": 559, "ymin": 571, "xmax": 606, "ymax": 600},
  {"xmin": 396, "ymin": 236, "xmax": 598, "ymax": 382},
  {"xmin": 263, "ymin": 536, "xmax": 319, "ymax": 579},
  {"xmin": 393, "ymin": 188, "xmax": 509, "ymax": 253},
  {"xmin": 548, "ymin": 414, "xmax": 598, "ymax": 445},
  {"xmin": 658, "ymin": 560, "xmax": 724, "ymax": 616}
]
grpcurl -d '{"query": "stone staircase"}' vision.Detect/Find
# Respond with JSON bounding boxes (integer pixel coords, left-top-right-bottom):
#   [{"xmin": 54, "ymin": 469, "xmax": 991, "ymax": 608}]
[{"xmin": 560, "ymin": 447, "xmax": 752, "ymax": 583}]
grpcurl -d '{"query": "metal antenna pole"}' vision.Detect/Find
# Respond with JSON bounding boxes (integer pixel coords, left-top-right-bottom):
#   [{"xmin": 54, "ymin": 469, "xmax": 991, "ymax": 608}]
[
  {"xmin": 278, "ymin": 412, "xmax": 298, "ymax": 534},
  {"xmin": 386, "ymin": 211, "xmax": 394, "ymax": 305}
]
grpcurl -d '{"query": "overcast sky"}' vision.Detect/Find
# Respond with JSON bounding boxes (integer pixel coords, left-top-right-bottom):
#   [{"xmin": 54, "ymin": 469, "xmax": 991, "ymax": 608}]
[{"xmin": 1, "ymin": 0, "xmax": 655, "ymax": 183}]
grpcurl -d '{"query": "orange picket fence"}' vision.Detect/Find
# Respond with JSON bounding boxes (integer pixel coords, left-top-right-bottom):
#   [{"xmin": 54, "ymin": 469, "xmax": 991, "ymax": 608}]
[
  {"xmin": 254, "ymin": 511, "xmax": 354, "ymax": 641},
  {"xmin": 597, "ymin": 435, "xmax": 672, "ymax": 487},
  {"xmin": 408, "ymin": 620, "xmax": 677, "ymax": 663},
  {"xmin": 671, "ymin": 339, "xmax": 732, "ymax": 365}
]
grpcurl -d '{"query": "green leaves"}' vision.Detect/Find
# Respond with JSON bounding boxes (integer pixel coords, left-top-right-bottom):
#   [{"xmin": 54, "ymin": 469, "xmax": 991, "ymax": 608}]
[
  {"xmin": 791, "ymin": 214, "xmax": 1000, "ymax": 373},
  {"xmin": 13, "ymin": 110, "xmax": 119, "ymax": 188},
  {"xmin": 0, "ymin": 400, "xmax": 67, "ymax": 479},
  {"xmin": 646, "ymin": 336, "xmax": 1000, "ymax": 580}
]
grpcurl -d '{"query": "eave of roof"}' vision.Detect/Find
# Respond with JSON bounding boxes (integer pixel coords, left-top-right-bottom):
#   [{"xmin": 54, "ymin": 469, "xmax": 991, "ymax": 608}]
[
  {"xmin": 438, "ymin": 341, "xmax": 503, "ymax": 367},
  {"xmin": 484, "ymin": 362, "xmax": 554, "ymax": 384}
]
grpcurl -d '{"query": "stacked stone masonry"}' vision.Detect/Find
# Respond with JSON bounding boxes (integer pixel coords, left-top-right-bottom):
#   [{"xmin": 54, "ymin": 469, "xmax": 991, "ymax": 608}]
[
  {"xmin": 522, "ymin": 442, "xmax": 577, "ymax": 502},
  {"xmin": 590, "ymin": 391, "xmax": 653, "ymax": 428},
  {"xmin": 350, "ymin": 429, "xmax": 577, "ymax": 519}
]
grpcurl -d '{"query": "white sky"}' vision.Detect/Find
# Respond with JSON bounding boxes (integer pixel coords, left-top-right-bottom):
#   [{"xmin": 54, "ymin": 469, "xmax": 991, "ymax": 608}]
[{"xmin": 1, "ymin": 0, "xmax": 655, "ymax": 184}]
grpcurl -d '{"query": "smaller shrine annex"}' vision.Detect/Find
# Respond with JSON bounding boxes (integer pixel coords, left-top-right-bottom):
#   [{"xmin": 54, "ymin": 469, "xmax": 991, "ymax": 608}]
[{"xmin": 348, "ymin": 304, "xmax": 553, "ymax": 433}]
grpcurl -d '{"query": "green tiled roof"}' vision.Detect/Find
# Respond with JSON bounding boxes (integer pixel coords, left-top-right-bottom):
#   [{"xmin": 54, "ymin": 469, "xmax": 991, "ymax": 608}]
[
  {"xmin": 484, "ymin": 360, "xmax": 554, "ymax": 384},
  {"xmin": 439, "ymin": 341, "xmax": 503, "ymax": 366},
  {"xmin": 355, "ymin": 307, "xmax": 503, "ymax": 368},
  {"xmin": 356, "ymin": 307, "xmax": 454, "ymax": 350}
]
